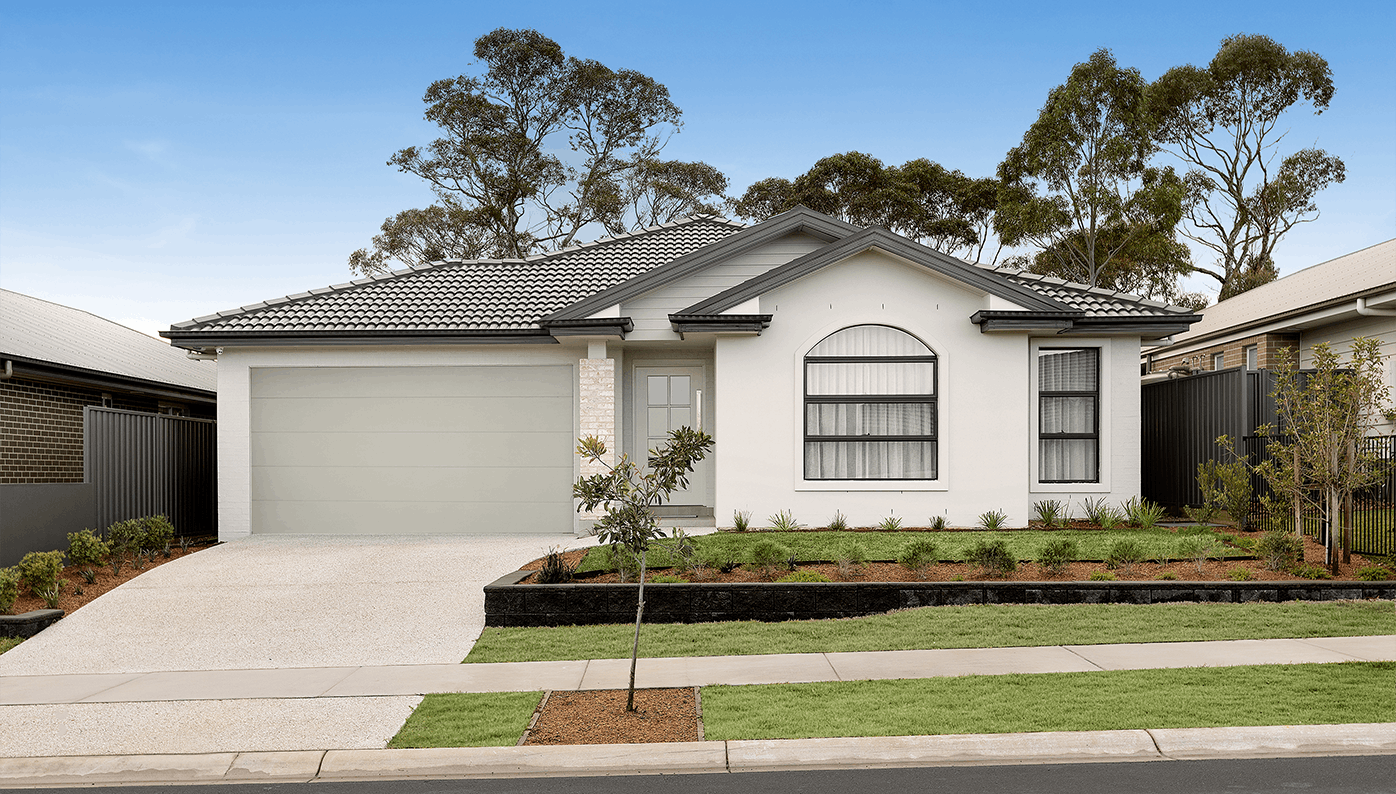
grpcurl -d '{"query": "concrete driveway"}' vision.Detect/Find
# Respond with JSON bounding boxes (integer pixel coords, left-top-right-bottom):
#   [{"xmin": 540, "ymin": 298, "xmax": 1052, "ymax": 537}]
[{"xmin": 0, "ymin": 534, "xmax": 594, "ymax": 676}]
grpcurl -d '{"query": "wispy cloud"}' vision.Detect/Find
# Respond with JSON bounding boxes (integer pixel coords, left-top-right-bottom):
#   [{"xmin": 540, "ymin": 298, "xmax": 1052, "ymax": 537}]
[{"xmin": 124, "ymin": 138, "xmax": 171, "ymax": 162}]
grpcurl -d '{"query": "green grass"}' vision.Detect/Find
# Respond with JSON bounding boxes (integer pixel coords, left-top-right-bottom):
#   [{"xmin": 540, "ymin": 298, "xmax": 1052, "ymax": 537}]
[
  {"xmin": 580, "ymin": 528, "xmax": 1239, "ymax": 572},
  {"xmin": 701, "ymin": 662, "xmax": 1396, "ymax": 740},
  {"xmin": 464, "ymin": 601, "xmax": 1394, "ymax": 664},
  {"xmin": 0, "ymin": 637, "xmax": 21, "ymax": 655},
  {"xmin": 387, "ymin": 691, "xmax": 543, "ymax": 748}
]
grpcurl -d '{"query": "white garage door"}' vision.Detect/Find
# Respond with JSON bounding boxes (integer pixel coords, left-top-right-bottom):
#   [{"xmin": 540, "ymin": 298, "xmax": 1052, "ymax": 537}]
[{"xmin": 249, "ymin": 366, "xmax": 574, "ymax": 534}]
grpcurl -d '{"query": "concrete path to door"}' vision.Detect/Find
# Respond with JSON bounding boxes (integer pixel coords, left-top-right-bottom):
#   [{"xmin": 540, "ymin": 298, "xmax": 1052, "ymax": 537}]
[{"xmin": 0, "ymin": 534, "xmax": 601, "ymax": 677}]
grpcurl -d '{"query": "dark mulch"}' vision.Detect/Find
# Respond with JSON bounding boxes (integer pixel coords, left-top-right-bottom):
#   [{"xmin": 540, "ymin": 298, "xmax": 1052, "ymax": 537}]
[{"xmin": 524, "ymin": 688, "xmax": 699, "ymax": 745}]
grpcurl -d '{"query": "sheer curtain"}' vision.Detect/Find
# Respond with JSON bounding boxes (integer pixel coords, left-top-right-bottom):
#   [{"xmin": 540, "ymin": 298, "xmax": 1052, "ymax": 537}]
[
  {"xmin": 1038, "ymin": 348, "xmax": 1098, "ymax": 482},
  {"xmin": 804, "ymin": 325, "xmax": 937, "ymax": 480}
]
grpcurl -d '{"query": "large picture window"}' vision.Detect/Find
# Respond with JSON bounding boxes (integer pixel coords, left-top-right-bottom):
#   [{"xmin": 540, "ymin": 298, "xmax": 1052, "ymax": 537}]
[
  {"xmin": 1038, "ymin": 347, "xmax": 1099, "ymax": 483},
  {"xmin": 804, "ymin": 325, "xmax": 937, "ymax": 480}
]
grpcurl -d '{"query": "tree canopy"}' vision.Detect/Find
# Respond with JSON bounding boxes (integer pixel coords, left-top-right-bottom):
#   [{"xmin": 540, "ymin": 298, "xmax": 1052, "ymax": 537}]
[
  {"xmin": 1150, "ymin": 34, "xmax": 1345, "ymax": 300},
  {"xmin": 994, "ymin": 49, "xmax": 1192, "ymax": 302},
  {"xmin": 732, "ymin": 152, "xmax": 1001, "ymax": 264},
  {"xmin": 350, "ymin": 28, "xmax": 728, "ymax": 275}
]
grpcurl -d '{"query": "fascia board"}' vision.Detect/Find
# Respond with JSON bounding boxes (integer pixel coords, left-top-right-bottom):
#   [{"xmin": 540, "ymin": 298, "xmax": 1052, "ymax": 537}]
[
  {"xmin": 3, "ymin": 355, "xmax": 217, "ymax": 402},
  {"xmin": 162, "ymin": 330, "xmax": 558, "ymax": 348},
  {"xmin": 540, "ymin": 208, "xmax": 861, "ymax": 323},
  {"xmin": 680, "ymin": 228, "xmax": 1074, "ymax": 316}
]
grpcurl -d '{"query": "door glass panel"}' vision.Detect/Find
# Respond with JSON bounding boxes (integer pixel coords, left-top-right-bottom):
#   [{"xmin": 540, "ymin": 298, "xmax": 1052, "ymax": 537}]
[
  {"xmin": 647, "ymin": 375, "xmax": 668, "ymax": 406},
  {"xmin": 647, "ymin": 407, "xmax": 668, "ymax": 438},
  {"xmin": 669, "ymin": 407, "xmax": 691, "ymax": 431},
  {"xmin": 669, "ymin": 376, "xmax": 690, "ymax": 405}
]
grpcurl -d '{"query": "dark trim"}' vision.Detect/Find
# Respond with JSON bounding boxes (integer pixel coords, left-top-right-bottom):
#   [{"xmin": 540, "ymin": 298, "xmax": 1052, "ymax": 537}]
[
  {"xmin": 1037, "ymin": 346, "xmax": 1100, "ymax": 484},
  {"xmin": 0, "ymin": 355, "xmax": 216, "ymax": 403},
  {"xmin": 1153, "ymin": 281, "xmax": 1396, "ymax": 352},
  {"xmin": 162, "ymin": 329, "xmax": 558, "ymax": 348},
  {"xmin": 668, "ymin": 313, "xmax": 773, "ymax": 334},
  {"xmin": 540, "ymin": 317, "xmax": 634, "ymax": 338},
  {"xmin": 1065, "ymin": 316, "xmax": 1201, "ymax": 338},
  {"xmin": 971, "ymin": 310, "xmax": 1080, "ymax": 333},
  {"xmin": 682, "ymin": 227, "xmax": 1074, "ymax": 317},
  {"xmin": 544, "ymin": 207, "xmax": 861, "ymax": 323}
]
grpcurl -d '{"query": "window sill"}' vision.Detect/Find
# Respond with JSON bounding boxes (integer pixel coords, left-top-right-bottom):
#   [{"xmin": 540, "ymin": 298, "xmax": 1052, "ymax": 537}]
[{"xmin": 796, "ymin": 480, "xmax": 949, "ymax": 492}]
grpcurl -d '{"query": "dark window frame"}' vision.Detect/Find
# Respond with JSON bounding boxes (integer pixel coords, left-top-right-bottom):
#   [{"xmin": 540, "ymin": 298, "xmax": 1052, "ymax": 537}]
[
  {"xmin": 1037, "ymin": 346, "xmax": 1100, "ymax": 484},
  {"xmin": 802, "ymin": 325, "xmax": 939, "ymax": 481}
]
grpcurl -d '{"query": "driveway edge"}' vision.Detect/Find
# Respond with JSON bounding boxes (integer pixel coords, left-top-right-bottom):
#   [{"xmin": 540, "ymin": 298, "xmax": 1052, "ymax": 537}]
[{"xmin": 1, "ymin": 724, "xmax": 1392, "ymax": 787}]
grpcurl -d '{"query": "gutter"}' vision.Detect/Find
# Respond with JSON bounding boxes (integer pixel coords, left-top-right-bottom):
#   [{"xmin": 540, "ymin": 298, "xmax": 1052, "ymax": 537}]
[{"xmin": 1356, "ymin": 297, "xmax": 1396, "ymax": 317}]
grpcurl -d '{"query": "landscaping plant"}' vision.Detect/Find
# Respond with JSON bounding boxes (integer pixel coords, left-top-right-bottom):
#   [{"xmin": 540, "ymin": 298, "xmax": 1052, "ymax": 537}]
[
  {"xmin": 1290, "ymin": 563, "xmax": 1331, "ymax": 580},
  {"xmin": 750, "ymin": 539, "xmax": 793, "ymax": 580},
  {"xmin": 1105, "ymin": 538, "xmax": 1146, "ymax": 576},
  {"xmin": 877, "ymin": 515, "xmax": 903, "ymax": 531},
  {"xmin": 1355, "ymin": 566, "xmax": 1394, "ymax": 582},
  {"xmin": 648, "ymin": 574, "xmax": 685, "ymax": 583},
  {"xmin": 732, "ymin": 510, "xmax": 751, "ymax": 532},
  {"xmin": 977, "ymin": 510, "xmax": 1008, "ymax": 531},
  {"xmin": 573, "ymin": 426, "xmax": 713, "ymax": 712},
  {"xmin": 535, "ymin": 547, "xmax": 576, "ymax": 584},
  {"xmin": 929, "ymin": 515, "xmax": 947, "ymax": 530},
  {"xmin": 833, "ymin": 540, "xmax": 868, "ymax": 579},
  {"xmin": 0, "ymin": 567, "xmax": 19, "ymax": 614},
  {"xmin": 897, "ymin": 537, "xmax": 939, "ymax": 580},
  {"xmin": 17, "ymin": 551, "xmax": 66, "ymax": 598},
  {"xmin": 1179, "ymin": 535, "xmax": 1221, "ymax": 574},
  {"xmin": 1089, "ymin": 571, "xmax": 1117, "ymax": 581},
  {"xmin": 1036, "ymin": 537, "xmax": 1079, "ymax": 577},
  {"xmin": 1197, "ymin": 438, "xmax": 1254, "ymax": 530},
  {"xmin": 827, "ymin": 510, "xmax": 849, "ymax": 531},
  {"xmin": 1122, "ymin": 497, "xmax": 1164, "ymax": 529},
  {"xmin": 1031, "ymin": 499, "xmax": 1068, "ymax": 528},
  {"xmin": 1227, "ymin": 567, "xmax": 1254, "ymax": 581},
  {"xmin": 66, "ymin": 529, "xmax": 110, "ymax": 568},
  {"xmin": 967, "ymin": 538, "xmax": 1016, "ymax": 578},
  {"xmin": 106, "ymin": 518, "xmax": 142, "ymax": 557},
  {"xmin": 1256, "ymin": 529, "xmax": 1304, "ymax": 571},
  {"xmin": 777, "ymin": 570, "xmax": 831, "ymax": 583},
  {"xmin": 768, "ymin": 510, "xmax": 803, "ymax": 532}
]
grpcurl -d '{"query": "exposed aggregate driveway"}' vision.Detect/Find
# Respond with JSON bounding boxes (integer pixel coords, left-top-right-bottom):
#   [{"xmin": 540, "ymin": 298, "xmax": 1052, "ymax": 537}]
[{"xmin": 0, "ymin": 534, "xmax": 595, "ymax": 676}]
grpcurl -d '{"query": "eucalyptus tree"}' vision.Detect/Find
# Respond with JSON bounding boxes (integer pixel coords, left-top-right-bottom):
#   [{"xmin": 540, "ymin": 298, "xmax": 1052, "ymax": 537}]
[
  {"xmin": 1150, "ymin": 34, "xmax": 1345, "ymax": 300},
  {"xmin": 995, "ymin": 49, "xmax": 1190, "ymax": 297},
  {"xmin": 350, "ymin": 28, "xmax": 726, "ymax": 274}
]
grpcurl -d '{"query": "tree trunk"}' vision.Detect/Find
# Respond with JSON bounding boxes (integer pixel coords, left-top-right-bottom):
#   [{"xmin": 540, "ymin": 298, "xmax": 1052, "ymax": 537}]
[
  {"xmin": 1342, "ymin": 488, "xmax": 1353, "ymax": 566},
  {"xmin": 627, "ymin": 547, "xmax": 647, "ymax": 713},
  {"xmin": 1326, "ymin": 487, "xmax": 1338, "ymax": 575},
  {"xmin": 1292, "ymin": 447, "xmax": 1303, "ymax": 538}
]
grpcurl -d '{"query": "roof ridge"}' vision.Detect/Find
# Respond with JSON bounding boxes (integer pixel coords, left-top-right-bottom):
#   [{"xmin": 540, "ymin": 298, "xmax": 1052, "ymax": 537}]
[{"xmin": 169, "ymin": 216, "xmax": 743, "ymax": 331}]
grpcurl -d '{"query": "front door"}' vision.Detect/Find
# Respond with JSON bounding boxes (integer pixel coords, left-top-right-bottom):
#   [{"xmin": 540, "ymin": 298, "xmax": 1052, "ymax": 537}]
[{"xmin": 634, "ymin": 366, "xmax": 711, "ymax": 508}]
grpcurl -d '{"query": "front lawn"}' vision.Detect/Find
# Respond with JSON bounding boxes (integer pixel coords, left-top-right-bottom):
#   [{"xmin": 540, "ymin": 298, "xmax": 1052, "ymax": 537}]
[
  {"xmin": 575, "ymin": 528, "xmax": 1239, "ymax": 572},
  {"xmin": 0, "ymin": 637, "xmax": 22, "ymax": 655},
  {"xmin": 701, "ymin": 662, "xmax": 1395, "ymax": 740},
  {"xmin": 464, "ymin": 600, "xmax": 1394, "ymax": 664},
  {"xmin": 388, "ymin": 691, "xmax": 543, "ymax": 748}
]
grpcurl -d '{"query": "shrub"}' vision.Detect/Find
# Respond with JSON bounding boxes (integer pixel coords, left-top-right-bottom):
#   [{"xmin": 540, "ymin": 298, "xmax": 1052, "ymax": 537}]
[
  {"xmin": 0, "ymin": 567, "xmax": 19, "ymax": 614},
  {"xmin": 1037, "ymin": 537, "xmax": 1079, "ymax": 577},
  {"xmin": 1356, "ymin": 566, "xmax": 1394, "ymax": 582},
  {"xmin": 833, "ymin": 540, "xmax": 868, "ymax": 579},
  {"xmin": 1179, "ymin": 535, "xmax": 1221, "ymax": 574},
  {"xmin": 1105, "ymin": 539, "xmax": 1146, "ymax": 575},
  {"xmin": 17, "ymin": 551, "xmax": 66, "ymax": 596},
  {"xmin": 134, "ymin": 515, "xmax": 175, "ymax": 552},
  {"xmin": 1123, "ymin": 497, "xmax": 1165, "ymax": 529},
  {"xmin": 106, "ymin": 519, "xmax": 143, "ymax": 556},
  {"xmin": 768, "ymin": 510, "xmax": 802, "ymax": 532},
  {"xmin": 897, "ymin": 537, "xmax": 939, "ymax": 579},
  {"xmin": 1197, "ymin": 452, "xmax": 1253, "ymax": 530},
  {"xmin": 535, "ymin": 547, "xmax": 576, "ymax": 584},
  {"xmin": 1089, "ymin": 571, "xmax": 1117, "ymax": 581},
  {"xmin": 648, "ymin": 574, "xmax": 685, "ymax": 583},
  {"xmin": 967, "ymin": 538, "xmax": 1016, "ymax": 578},
  {"xmin": 750, "ymin": 539, "xmax": 793, "ymax": 579},
  {"xmin": 603, "ymin": 545, "xmax": 642, "ymax": 582},
  {"xmin": 929, "ymin": 516, "xmax": 946, "ymax": 530},
  {"xmin": 1082, "ymin": 498, "xmax": 1125, "ymax": 528},
  {"xmin": 978, "ymin": 510, "xmax": 1008, "ymax": 530},
  {"xmin": 827, "ymin": 510, "xmax": 849, "ymax": 531},
  {"xmin": 732, "ymin": 510, "xmax": 752, "ymax": 532},
  {"xmin": 659, "ymin": 528, "xmax": 700, "ymax": 574},
  {"xmin": 1156, "ymin": 571, "xmax": 1179, "ymax": 580},
  {"xmin": 877, "ymin": 515, "xmax": 903, "ymax": 531},
  {"xmin": 1227, "ymin": 566, "xmax": 1254, "ymax": 581},
  {"xmin": 703, "ymin": 549, "xmax": 740, "ymax": 574},
  {"xmin": 1031, "ymin": 499, "xmax": 1067, "ymax": 528},
  {"xmin": 1255, "ymin": 530, "xmax": 1304, "ymax": 571},
  {"xmin": 1290, "ymin": 563, "xmax": 1331, "ymax": 580},
  {"xmin": 777, "ymin": 570, "xmax": 831, "ymax": 583},
  {"xmin": 67, "ymin": 529, "xmax": 111, "ymax": 568}
]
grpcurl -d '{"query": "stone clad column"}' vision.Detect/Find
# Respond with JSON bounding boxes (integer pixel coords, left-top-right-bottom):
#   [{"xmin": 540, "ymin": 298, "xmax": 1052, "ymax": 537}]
[{"xmin": 578, "ymin": 345, "xmax": 615, "ymax": 524}]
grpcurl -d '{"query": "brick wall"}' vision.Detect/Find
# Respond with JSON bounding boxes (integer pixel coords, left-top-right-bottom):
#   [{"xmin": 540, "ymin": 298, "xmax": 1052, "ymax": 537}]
[
  {"xmin": 1149, "ymin": 333, "xmax": 1299, "ymax": 374},
  {"xmin": 0, "ymin": 377, "xmax": 161, "ymax": 483},
  {"xmin": 578, "ymin": 358, "xmax": 616, "ymax": 521}
]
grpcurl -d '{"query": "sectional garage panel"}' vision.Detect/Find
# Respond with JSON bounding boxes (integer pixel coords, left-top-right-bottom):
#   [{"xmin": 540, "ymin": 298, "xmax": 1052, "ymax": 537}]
[{"xmin": 249, "ymin": 365, "xmax": 574, "ymax": 534}]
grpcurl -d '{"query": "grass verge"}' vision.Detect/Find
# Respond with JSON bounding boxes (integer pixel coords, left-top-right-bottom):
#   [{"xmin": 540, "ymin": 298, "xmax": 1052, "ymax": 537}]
[
  {"xmin": 387, "ymin": 692, "xmax": 543, "ymax": 748},
  {"xmin": 465, "ymin": 601, "xmax": 1394, "ymax": 664},
  {"xmin": 701, "ymin": 662, "xmax": 1395, "ymax": 740},
  {"xmin": 0, "ymin": 637, "xmax": 22, "ymax": 655},
  {"xmin": 578, "ymin": 528, "xmax": 1238, "ymax": 571}
]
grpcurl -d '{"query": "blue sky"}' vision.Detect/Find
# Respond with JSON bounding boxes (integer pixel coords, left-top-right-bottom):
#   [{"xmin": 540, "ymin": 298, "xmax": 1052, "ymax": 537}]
[{"xmin": 2, "ymin": 0, "xmax": 1392, "ymax": 335}]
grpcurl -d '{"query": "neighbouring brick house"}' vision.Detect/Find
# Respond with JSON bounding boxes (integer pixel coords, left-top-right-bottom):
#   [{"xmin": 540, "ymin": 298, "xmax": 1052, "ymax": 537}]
[
  {"xmin": 1144, "ymin": 239, "xmax": 1396, "ymax": 408},
  {"xmin": 1, "ymin": 289, "xmax": 217, "ymax": 484}
]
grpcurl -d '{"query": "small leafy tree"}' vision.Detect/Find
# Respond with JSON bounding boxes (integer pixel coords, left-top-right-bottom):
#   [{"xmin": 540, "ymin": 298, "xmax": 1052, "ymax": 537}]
[
  {"xmin": 1255, "ymin": 339, "xmax": 1393, "ymax": 573},
  {"xmin": 574, "ymin": 426, "xmax": 713, "ymax": 711}
]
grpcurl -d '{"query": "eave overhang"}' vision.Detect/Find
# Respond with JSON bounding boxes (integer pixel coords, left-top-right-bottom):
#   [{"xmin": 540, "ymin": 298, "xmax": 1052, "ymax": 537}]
[
  {"xmin": 0, "ymin": 353, "xmax": 216, "ymax": 403},
  {"xmin": 970, "ymin": 311, "xmax": 1203, "ymax": 339},
  {"xmin": 161, "ymin": 328, "xmax": 559, "ymax": 348},
  {"xmin": 538, "ymin": 316, "xmax": 634, "ymax": 338},
  {"xmin": 668, "ymin": 313, "xmax": 773, "ymax": 335}
]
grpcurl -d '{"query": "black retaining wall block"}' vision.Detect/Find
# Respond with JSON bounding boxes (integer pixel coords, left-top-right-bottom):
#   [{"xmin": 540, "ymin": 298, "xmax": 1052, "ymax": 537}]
[
  {"xmin": 483, "ymin": 571, "xmax": 1396, "ymax": 627},
  {"xmin": 0, "ymin": 609, "xmax": 63, "ymax": 638}
]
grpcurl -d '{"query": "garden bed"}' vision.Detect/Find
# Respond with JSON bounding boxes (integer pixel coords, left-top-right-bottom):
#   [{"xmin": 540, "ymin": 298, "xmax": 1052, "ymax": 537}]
[{"xmin": 4, "ymin": 537, "xmax": 217, "ymax": 619}]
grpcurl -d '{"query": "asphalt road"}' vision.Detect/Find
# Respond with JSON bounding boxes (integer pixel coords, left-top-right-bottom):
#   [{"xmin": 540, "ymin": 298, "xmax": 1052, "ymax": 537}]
[{"xmin": 34, "ymin": 755, "xmax": 1396, "ymax": 794}]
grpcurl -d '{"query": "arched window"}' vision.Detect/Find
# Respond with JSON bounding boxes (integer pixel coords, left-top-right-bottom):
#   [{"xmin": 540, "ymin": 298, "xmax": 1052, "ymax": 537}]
[{"xmin": 804, "ymin": 325, "xmax": 937, "ymax": 480}]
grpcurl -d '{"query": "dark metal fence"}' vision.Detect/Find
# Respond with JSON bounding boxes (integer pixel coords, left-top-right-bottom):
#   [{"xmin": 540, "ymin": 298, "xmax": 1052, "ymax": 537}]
[
  {"xmin": 84, "ymin": 407, "xmax": 217, "ymax": 536},
  {"xmin": 1143, "ymin": 368, "xmax": 1394, "ymax": 556}
]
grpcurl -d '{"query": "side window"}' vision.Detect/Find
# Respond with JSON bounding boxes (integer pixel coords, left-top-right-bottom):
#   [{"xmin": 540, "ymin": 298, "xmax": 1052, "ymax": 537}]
[
  {"xmin": 803, "ymin": 325, "xmax": 937, "ymax": 480},
  {"xmin": 1039, "ymin": 347, "xmax": 1099, "ymax": 483}
]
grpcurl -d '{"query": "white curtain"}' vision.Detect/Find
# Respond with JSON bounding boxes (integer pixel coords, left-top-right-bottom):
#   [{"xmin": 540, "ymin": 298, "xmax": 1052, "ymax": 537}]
[{"xmin": 1038, "ymin": 348, "xmax": 1098, "ymax": 481}]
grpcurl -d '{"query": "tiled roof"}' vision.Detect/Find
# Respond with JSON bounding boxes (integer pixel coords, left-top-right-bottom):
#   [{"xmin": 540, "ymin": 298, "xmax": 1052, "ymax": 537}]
[
  {"xmin": 170, "ymin": 216, "xmax": 745, "ymax": 333},
  {"xmin": 990, "ymin": 269, "xmax": 1196, "ymax": 318},
  {"xmin": 1, "ymin": 289, "xmax": 216, "ymax": 392}
]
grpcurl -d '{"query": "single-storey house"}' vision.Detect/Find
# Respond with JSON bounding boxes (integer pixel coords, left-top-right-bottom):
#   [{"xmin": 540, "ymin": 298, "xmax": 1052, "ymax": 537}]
[
  {"xmin": 163, "ymin": 208, "xmax": 1200, "ymax": 539},
  {"xmin": 1144, "ymin": 238, "xmax": 1396, "ymax": 407}
]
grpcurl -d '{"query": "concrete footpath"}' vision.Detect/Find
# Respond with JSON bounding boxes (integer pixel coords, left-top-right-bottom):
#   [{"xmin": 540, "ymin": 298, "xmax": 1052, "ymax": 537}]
[
  {"xmin": 2, "ymin": 635, "xmax": 1392, "ymax": 706},
  {"xmin": 1, "ymin": 724, "xmax": 1394, "ymax": 787}
]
